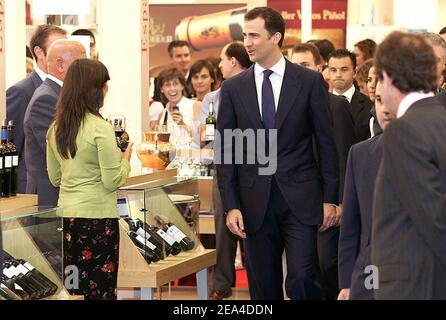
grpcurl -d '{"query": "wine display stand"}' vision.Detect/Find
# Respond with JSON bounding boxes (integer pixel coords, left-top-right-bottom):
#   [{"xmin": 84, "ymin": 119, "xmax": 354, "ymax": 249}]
[
  {"xmin": 117, "ymin": 169, "xmax": 216, "ymax": 300},
  {"xmin": 0, "ymin": 194, "xmax": 38, "ymax": 212},
  {"xmin": 0, "ymin": 206, "xmax": 83, "ymax": 300}
]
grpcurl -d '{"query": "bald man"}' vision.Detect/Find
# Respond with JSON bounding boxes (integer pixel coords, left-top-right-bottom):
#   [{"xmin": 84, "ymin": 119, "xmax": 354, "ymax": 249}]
[{"xmin": 24, "ymin": 39, "xmax": 86, "ymax": 206}]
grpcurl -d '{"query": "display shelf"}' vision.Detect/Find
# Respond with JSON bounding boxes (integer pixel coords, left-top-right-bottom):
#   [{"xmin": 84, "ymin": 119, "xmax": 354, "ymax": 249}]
[
  {"xmin": 0, "ymin": 194, "xmax": 38, "ymax": 212},
  {"xmin": 0, "ymin": 206, "xmax": 83, "ymax": 300},
  {"xmin": 198, "ymin": 214, "xmax": 215, "ymax": 235},
  {"xmin": 117, "ymin": 170, "xmax": 216, "ymax": 300}
]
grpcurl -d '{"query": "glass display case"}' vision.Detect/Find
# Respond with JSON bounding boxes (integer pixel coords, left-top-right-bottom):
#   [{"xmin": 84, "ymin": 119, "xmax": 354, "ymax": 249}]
[
  {"xmin": 117, "ymin": 173, "xmax": 216, "ymax": 300},
  {"xmin": 0, "ymin": 206, "xmax": 81, "ymax": 300}
]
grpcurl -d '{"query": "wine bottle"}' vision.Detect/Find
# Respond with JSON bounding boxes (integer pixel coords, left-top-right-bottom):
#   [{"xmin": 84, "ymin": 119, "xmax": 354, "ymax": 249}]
[
  {"xmin": 0, "ymin": 121, "xmax": 10, "ymax": 197},
  {"xmin": 205, "ymin": 97, "xmax": 216, "ymax": 141},
  {"xmin": 123, "ymin": 218, "xmax": 167, "ymax": 257},
  {"xmin": 151, "ymin": 225, "xmax": 182, "ymax": 256},
  {"xmin": 2, "ymin": 262, "xmax": 36, "ymax": 299},
  {"xmin": 19, "ymin": 260, "xmax": 58, "ymax": 296},
  {"xmin": 7, "ymin": 121, "xmax": 18, "ymax": 196},
  {"xmin": 0, "ymin": 284, "xmax": 19, "ymax": 300},
  {"xmin": 11, "ymin": 260, "xmax": 47, "ymax": 298},
  {"xmin": 155, "ymin": 216, "xmax": 195, "ymax": 251},
  {"xmin": 127, "ymin": 231, "xmax": 162, "ymax": 263},
  {"xmin": 134, "ymin": 227, "xmax": 164, "ymax": 261}
]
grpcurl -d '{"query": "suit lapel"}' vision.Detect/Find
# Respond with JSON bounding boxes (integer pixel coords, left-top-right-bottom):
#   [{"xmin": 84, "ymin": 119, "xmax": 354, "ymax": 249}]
[
  {"xmin": 350, "ymin": 90, "xmax": 366, "ymax": 120},
  {"xmin": 276, "ymin": 60, "xmax": 302, "ymax": 130},
  {"xmin": 44, "ymin": 78, "xmax": 62, "ymax": 96},
  {"xmin": 238, "ymin": 66, "xmax": 264, "ymax": 129}
]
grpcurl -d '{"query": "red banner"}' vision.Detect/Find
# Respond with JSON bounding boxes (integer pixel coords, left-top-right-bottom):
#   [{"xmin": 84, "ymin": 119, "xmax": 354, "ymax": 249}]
[{"xmin": 268, "ymin": 0, "xmax": 348, "ymax": 48}]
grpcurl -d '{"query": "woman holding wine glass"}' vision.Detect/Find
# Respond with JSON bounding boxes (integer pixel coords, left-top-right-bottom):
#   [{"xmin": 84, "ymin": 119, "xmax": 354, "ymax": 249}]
[{"xmin": 46, "ymin": 59, "xmax": 132, "ymax": 300}]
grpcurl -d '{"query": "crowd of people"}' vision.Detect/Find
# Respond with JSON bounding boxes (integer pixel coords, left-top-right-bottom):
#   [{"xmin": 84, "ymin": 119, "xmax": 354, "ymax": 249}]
[{"xmin": 2, "ymin": 5, "xmax": 446, "ymax": 300}]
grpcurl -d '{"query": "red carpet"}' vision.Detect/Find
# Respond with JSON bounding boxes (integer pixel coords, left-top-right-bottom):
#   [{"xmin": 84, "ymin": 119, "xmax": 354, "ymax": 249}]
[{"xmin": 174, "ymin": 268, "xmax": 249, "ymax": 288}]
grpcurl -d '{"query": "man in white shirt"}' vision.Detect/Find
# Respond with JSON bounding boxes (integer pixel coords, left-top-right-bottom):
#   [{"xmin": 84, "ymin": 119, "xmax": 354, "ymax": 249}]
[
  {"xmin": 372, "ymin": 31, "xmax": 446, "ymax": 299},
  {"xmin": 6, "ymin": 25, "xmax": 67, "ymax": 193},
  {"xmin": 217, "ymin": 7, "xmax": 338, "ymax": 300}
]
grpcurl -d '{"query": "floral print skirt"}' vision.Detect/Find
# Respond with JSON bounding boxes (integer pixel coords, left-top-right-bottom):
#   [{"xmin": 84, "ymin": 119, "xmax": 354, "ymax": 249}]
[{"xmin": 63, "ymin": 218, "xmax": 119, "ymax": 300}]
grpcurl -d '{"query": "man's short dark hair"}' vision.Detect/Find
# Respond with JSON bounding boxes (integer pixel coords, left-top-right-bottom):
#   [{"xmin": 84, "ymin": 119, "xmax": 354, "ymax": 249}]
[
  {"xmin": 328, "ymin": 48, "xmax": 357, "ymax": 70},
  {"xmin": 374, "ymin": 31, "xmax": 437, "ymax": 93},
  {"xmin": 72, "ymin": 29, "xmax": 96, "ymax": 44},
  {"xmin": 225, "ymin": 41, "xmax": 252, "ymax": 69},
  {"xmin": 29, "ymin": 24, "xmax": 67, "ymax": 61},
  {"xmin": 354, "ymin": 38, "xmax": 377, "ymax": 61},
  {"xmin": 308, "ymin": 39, "xmax": 335, "ymax": 64},
  {"xmin": 293, "ymin": 43, "xmax": 322, "ymax": 66},
  {"xmin": 167, "ymin": 40, "xmax": 191, "ymax": 58},
  {"xmin": 440, "ymin": 27, "xmax": 446, "ymax": 35},
  {"xmin": 245, "ymin": 7, "xmax": 285, "ymax": 48}
]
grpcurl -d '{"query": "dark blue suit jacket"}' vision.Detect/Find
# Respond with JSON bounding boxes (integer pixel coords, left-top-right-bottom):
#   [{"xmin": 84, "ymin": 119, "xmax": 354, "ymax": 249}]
[
  {"xmin": 338, "ymin": 134, "xmax": 382, "ymax": 300},
  {"xmin": 217, "ymin": 59, "xmax": 339, "ymax": 233},
  {"xmin": 23, "ymin": 78, "xmax": 60, "ymax": 207},
  {"xmin": 437, "ymin": 90, "xmax": 446, "ymax": 107},
  {"xmin": 6, "ymin": 71, "xmax": 43, "ymax": 193}
]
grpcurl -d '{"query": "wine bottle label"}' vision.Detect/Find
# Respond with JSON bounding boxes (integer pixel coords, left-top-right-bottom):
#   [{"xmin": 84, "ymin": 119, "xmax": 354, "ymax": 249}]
[
  {"xmin": 12, "ymin": 155, "xmax": 18, "ymax": 167},
  {"xmin": 6, "ymin": 266, "xmax": 20, "ymax": 277},
  {"xmin": 14, "ymin": 284, "xmax": 24, "ymax": 291},
  {"xmin": 170, "ymin": 225, "xmax": 188, "ymax": 239},
  {"xmin": 2, "ymin": 268, "xmax": 14, "ymax": 279},
  {"xmin": 24, "ymin": 262, "xmax": 35, "ymax": 271},
  {"xmin": 156, "ymin": 229, "xmax": 176, "ymax": 246},
  {"xmin": 5, "ymin": 156, "xmax": 12, "ymax": 168},
  {"xmin": 1, "ymin": 284, "xmax": 8, "ymax": 289},
  {"xmin": 135, "ymin": 235, "xmax": 157, "ymax": 250},
  {"xmin": 16, "ymin": 264, "xmax": 30, "ymax": 276},
  {"xmin": 205, "ymin": 125, "xmax": 215, "ymax": 141},
  {"xmin": 136, "ymin": 228, "xmax": 151, "ymax": 240},
  {"xmin": 0, "ymin": 157, "xmax": 3, "ymax": 169}
]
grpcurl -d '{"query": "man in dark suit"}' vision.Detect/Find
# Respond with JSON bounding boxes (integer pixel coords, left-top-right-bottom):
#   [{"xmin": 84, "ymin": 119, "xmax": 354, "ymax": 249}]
[
  {"xmin": 217, "ymin": 7, "xmax": 339, "ymax": 300},
  {"xmin": 291, "ymin": 43, "xmax": 355, "ymax": 300},
  {"xmin": 438, "ymin": 90, "xmax": 446, "ymax": 106},
  {"xmin": 328, "ymin": 49, "xmax": 373, "ymax": 144},
  {"xmin": 372, "ymin": 31, "xmax": 446, "ymax": 299},
  {"xmin": 338, "ymin": 81, "xmax": 396, "ymax": 300},
  {"xmin": 24, "ymin": 39, "xmax": 86, "ymax": 207},
  {"xmin": 6, "ymin": 25, "xmax": 67, "ymax": 194}
]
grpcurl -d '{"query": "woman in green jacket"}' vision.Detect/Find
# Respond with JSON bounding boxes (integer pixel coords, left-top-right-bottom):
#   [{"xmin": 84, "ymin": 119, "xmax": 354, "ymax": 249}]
[{"xmin": 46, "ymin": 58, "xmax": 133, "ymax": 300}]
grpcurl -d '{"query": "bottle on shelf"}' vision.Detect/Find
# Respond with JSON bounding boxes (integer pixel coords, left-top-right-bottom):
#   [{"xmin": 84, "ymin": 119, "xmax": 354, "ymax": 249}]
[
  {"xmin": 127, "ymin": 231, "xmax": 163, "ymax": 263},
  {"xmin": 123, "ymin": 218, "xmax": 167, "ymax": 258},
  {"xmin": 154, "ymin": 215, "xmax": 195, "ymax": 251},
  {"xmin": 7, "ymin": 121, "xmax": 18, "ymax": 196},
  {"xmin": 1, "ymin": 120, "xmax": 11, "ymax": 197},
  {"xmin": 205, "ymin": 97, "xmax": 216, "ymax": 142}
]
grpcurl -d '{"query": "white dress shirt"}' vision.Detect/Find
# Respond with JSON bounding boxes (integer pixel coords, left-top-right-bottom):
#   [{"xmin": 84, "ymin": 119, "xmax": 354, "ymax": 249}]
[
  {"xmin": 397, "ymin": 91, "xmax": 435, "ymax": 118},
  {"xmin": 254, "ymin": 56, "xmax": 286, "ymax": 118},
  {"xmin": 35, "ymin": 65, "xmax": 47, "ymax": 82},
  {"xmin": 332, "ymin": 85, "xmax": 355, "ymax": 103}
]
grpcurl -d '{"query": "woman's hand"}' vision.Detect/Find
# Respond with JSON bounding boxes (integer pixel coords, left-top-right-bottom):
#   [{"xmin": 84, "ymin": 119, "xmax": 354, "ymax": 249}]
[{"xmin": 122, "ymin": 141, "xmax": 134, "ymax": 162}]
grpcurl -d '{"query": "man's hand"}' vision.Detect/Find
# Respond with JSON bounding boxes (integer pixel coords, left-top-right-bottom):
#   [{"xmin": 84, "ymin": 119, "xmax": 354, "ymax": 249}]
[
  {"xmin": 334, "ymin": 204, "xmax": 343, "ymax": 227},
  {"xmin": 226, "ymin": 209, "xmax": 247, "ymax": 238},
  {"xmin": 319, "ymin": 203, "xmax": 337, "ymax": 232},
  {"xmin": 337, "ymin": 288, "xmax": 350, "ymax": 300}
]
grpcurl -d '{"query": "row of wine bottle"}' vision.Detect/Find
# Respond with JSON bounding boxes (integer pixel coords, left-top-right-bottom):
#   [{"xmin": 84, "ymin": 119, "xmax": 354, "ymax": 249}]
[
  {"xmin": 0, "ymin": 249, "xmax": 58, "ymax": 300},
  {"xmin": 123, "ymin": 216, "xmax": 195, "ymax": 264},
  {"xmin": 0, "ymin": 120, "xmax": 19, "ymax": 197}
]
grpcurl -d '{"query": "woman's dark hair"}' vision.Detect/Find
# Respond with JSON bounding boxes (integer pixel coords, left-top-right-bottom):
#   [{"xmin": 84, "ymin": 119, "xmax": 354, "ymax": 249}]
[
  {"xmin": 55, "ymin": 58, "xmax": 110, "ymax": 159},
  {"xmin": 186, "ymin": 59, "xmax": 216, "ymax": 97}
]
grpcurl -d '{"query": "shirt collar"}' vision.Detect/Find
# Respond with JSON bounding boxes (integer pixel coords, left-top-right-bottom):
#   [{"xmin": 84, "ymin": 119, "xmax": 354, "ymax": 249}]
[
  {"xmin": 333, "ymin": 85, "xmax": 355, "ymax": 103},
  {"xmin": 46, "ymin": 74, "xmax": 64, "ymax": 87},
  {"xmin": 254, "ymin": 56, "xmax": 286, "ymax": 78},
  {"xmin": 397, "ymin": 91, "xmax": 435, "ymax": 118},
  {"xmin": 34, "ymin": 65, "xmax": 47, "ymax": 82}
]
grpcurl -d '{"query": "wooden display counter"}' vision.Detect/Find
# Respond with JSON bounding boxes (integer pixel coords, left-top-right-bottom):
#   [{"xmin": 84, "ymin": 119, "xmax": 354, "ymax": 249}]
[
  {"xmin": 0, "ymin": 194, "xmax": 38, "ymax": 213},
  {"xmin": 117, "ymin": 221, "xmax": 216, "ymax": 300}
]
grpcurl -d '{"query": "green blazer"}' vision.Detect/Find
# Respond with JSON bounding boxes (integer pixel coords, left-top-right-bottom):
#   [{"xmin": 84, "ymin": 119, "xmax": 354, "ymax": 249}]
[{"xmin": 46, "ymin": 112, "xmax": 131, "ymax": 218}]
